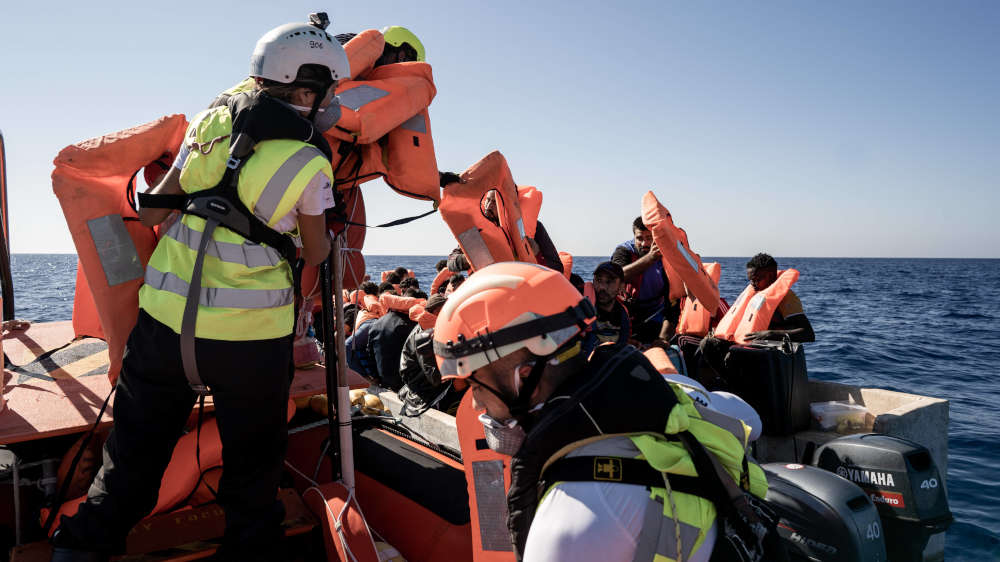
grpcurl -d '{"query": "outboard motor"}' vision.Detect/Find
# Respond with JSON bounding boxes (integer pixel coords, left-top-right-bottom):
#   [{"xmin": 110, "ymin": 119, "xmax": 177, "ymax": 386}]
[
  {"xmin": 813, "ymin": 434, "xmax": 953, "ymax": 561},
  {"xmin": 762, "ymin": 462, "xmax": 887, "ymax": 561}
]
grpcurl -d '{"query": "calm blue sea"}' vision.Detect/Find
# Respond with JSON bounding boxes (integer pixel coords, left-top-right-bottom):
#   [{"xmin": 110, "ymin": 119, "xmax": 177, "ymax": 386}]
[{"xmin": 8, "ymin": 254, "xmax": 1000, "ymax": 558}]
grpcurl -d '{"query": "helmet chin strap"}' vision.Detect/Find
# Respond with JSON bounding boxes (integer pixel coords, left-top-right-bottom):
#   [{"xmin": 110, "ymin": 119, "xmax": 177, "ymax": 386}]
[
  {"xmin": 471, "ymin": 337, "xmax": 585, "ymax": 431},
  {"xmin": 468, "ymin": 363, "xmax": 545, "ymax": 432},
  {"xmin": 307, "ymin": 84, "xmax": 329, "ymax": 122}
]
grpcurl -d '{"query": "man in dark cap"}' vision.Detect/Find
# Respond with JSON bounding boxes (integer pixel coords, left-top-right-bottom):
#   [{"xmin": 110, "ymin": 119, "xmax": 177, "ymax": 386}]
[{"xmin": 591, "ymin": 262, "xmax": 630, "ymax": 347}]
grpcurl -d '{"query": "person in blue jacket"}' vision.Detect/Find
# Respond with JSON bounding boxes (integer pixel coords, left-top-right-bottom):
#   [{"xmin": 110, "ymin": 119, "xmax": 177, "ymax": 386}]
[{"xmin": 610, "ymin": 217, "xmax": 680, "ymax": 346}]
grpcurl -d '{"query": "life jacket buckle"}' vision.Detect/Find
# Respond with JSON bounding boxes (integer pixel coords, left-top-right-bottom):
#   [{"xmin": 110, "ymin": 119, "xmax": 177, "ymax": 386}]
[{"xmin": 226, "ymin": 156, "xmax": 241, "ymax": 170}]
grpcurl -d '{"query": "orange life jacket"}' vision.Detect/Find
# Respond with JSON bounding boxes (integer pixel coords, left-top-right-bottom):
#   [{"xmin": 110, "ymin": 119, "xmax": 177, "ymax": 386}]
[
  {"xmin": 343, "ymin": 29, "xmax": 385, "ymax": 79},
  {"xmin": 409, "ymin": 304, "xmax": 438, "ymax": 330},
  {"xmin": 330, "ymin": 61, "xmax": 436, "ymax": 146},
  {"xmin": 71, "ymin": 265, "xmax": 104, "ymax": 340},
  {"xmin": 643, "ymin": 346, "xmax": 679, "ymax": 375},
  {"xmin": 663, "ymin": 227, "xmax": 691, "ymax": 301},
  {"xmin": 516, "ymin": 185, "xmax": 542, "ymax": 239},
  {"xmin": 582, "ymin": 281, "xmax": 596, "ymax": 305},
  {"xmin": 53, "ymin": 114, "xmax": 188, "ymax": 383},
  {"xmin": 455, "ymin": 392, "xmax": 516, "ymax": 560},
  {"xmin": 677, "ymin": 262, "xmax": 722, "ymax": 337},
  {"xmin": 640, "ymin": 191, "xmax": 719, "ymax": 314},
  {"xmin": 325, "ymin": 61, "xmax": 440, "ymax": 202},
  {"xmin": 355, "ymin": 309, "xmax": 380, "ymax": 330},
  {"xmin": 379, "ymin": 293, "xmax": 425, "ymax": 313},
  {"xmin": 439, "ymin": 151, "xmax": 535, "ymax": 271},
  {"xmin": 714, "ymin": 269, "xmax": 798, "ymax": 343},
  {"xmin": 558, "ymin": 252, "xmax": 573, "ymax": 279},
  {"xmin": 381, "ymin": 105, "xmax": 440, "ymax": 202},
  {"xmin": 430, "ymin": 267, "xmax": 452, "ymax": 294},
  {"xmin": 363, "ymin": 294, "xmax": 385, "ymax": 316},
  {"xmin": 46, "ymin": 400, "xmax": 297, "ymax": 533}
]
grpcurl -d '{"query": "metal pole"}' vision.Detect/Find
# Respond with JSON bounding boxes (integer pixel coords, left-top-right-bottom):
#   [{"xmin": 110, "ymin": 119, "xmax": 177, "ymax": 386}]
[
  {"xmin": 318, "ymin": 252, "xmax": 341, "ymax": 482},
  {"xmin": 332, "ymin": 234, "xmax": 355, "ymax": 489},
  {"xmin": 12, "ymin": 453, "xmax": 21, "ymax": 546},
  {"xmin": 0, "ymin": 130, "xmax": 15, "ymax": 321}
]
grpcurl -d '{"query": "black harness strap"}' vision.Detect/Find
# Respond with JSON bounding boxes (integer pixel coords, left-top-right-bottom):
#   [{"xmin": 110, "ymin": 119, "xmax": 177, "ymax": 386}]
[{"xmin": 178, "ymin": 216, "xmax": 218, "ymax": 394}]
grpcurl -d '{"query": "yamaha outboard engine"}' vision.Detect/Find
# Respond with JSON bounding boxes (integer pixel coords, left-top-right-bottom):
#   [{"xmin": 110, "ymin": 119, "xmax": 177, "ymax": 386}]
[
  {"xmin": 762, "ymin": 462, "xmax": 887, "ymax": 561},
  {"xmin": 813, "ymin": 434, "xmax": 953, "ymax": 561}
]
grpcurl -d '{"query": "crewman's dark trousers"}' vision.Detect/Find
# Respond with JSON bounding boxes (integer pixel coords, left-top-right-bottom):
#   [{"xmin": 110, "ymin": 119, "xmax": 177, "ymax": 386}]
[{"xmin": 56, "ymin": 310, "xmax": 293, "ymax": 560}]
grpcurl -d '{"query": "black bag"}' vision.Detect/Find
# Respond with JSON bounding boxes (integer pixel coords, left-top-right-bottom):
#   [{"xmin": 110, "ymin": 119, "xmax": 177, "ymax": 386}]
[{"xmin": 723, "ymin": 340, "xmax": 809, "ymax": 436}]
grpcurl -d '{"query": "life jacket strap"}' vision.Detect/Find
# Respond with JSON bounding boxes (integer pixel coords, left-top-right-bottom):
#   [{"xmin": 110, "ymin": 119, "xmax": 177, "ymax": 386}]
[
  {"xmin": 137, "ymin": 183, "xmax": 298, "ymax": 267},
  {"xmin": 539, "ymin": 455, "xmax": 704, "ymax": 497},
  {"xmin": 179, "ymin": 216, "xmax": 218, "ymax": 395},
  {"xmin": 327, "ymin": 207, "xmax": 437, "ymax": 229}
]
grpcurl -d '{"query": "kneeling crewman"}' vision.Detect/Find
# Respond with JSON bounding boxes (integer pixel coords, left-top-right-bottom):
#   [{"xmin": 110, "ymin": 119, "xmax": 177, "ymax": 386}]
[{"xmin": 433, "ymin": 262, "xmax": 777, "ymax": 561}]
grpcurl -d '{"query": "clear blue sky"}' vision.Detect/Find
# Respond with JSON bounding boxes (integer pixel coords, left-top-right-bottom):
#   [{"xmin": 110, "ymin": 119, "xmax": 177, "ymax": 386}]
[{"xmin": 2, "ymin": 1, "xmax": 997, "ymax": 257}]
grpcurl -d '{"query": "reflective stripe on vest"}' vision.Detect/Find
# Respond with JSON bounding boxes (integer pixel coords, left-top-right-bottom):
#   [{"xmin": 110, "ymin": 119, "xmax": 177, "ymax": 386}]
[
  {"xmin": 253, "ymin": 145, "xmax": 324, "ymax": 224},
  {"xmin": 692, "ymin": 403, "xmax": 749, "ymax": 446},
  {"xmin": 144, "ymin": 265, "xmax": 294, "ymax": 309},
  {"xmin": 633, "ymin": 495, "xmax": 703, "ymax": 562},
  {"xmin": 164, "ymin": 219, "xmax": 282, "ymax": 268}
]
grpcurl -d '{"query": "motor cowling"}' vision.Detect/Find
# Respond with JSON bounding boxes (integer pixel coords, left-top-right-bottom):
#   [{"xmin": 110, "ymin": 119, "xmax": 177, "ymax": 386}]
[
  {"xmin": 762, "ymin": 462, "xmax": 888, "ymax": 561},
  {"xmin": 813, "ymin": 434, "xmax": 953, "ymax": 561}
]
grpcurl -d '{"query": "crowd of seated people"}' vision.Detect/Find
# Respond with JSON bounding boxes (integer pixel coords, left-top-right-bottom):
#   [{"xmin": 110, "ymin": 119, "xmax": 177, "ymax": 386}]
[{"xmin": 329, "ymin": 221, "xmax": 815, "ymax": 423}]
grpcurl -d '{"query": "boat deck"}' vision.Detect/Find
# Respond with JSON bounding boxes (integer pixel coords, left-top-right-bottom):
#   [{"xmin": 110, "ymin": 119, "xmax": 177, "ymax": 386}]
[{"xmin": 0, "ymin": 321, "xmax": 368, "ymax": 445}]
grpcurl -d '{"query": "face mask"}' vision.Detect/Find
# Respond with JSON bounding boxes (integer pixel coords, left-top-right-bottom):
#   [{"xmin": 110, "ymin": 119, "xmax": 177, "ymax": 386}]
[
  {"xmin": 312, "ymin": 96, "xmax": 342, "ymax": 132},
  {"xmin": 478, "ymin": 412, "xmax": 526, "ymax": 456},
  {"xmin": 288, "ymin": 96, "xmax": 342, "ymax": 132}
]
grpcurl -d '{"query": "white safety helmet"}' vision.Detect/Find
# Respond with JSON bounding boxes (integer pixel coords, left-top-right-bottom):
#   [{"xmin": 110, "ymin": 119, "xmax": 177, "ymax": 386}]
[{"xmin": 250, "ymin": 22, "xmax": 351, "ymax": 84}]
